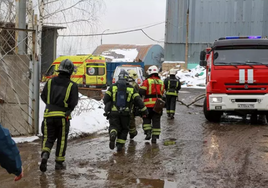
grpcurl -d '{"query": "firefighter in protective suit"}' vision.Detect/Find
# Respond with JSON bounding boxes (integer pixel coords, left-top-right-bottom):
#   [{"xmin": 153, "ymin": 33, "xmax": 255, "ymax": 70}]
[
  {"xmin": 139, "ymin": 65, "xmax": 165, "ymax": 143},
  {"xmin": 127, "ymin": 69, "xmax": 140, "ymax": 139},
  {"xmin": 164, "ymin": 69, "xmax": 181, "ymax": 119},
  {"xmin": 104, "ymin": 70, "xmax": 148, "ymax": 152},
  {"xmin": 40, "ymin": 59, "xmax": 78, "ymax": 172}
]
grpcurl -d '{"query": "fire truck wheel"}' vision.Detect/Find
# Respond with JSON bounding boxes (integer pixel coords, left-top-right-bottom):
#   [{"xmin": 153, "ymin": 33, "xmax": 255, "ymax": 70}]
[{"xmin": 203, "ymin": 98, "xmax": 222, "ymax": 122}]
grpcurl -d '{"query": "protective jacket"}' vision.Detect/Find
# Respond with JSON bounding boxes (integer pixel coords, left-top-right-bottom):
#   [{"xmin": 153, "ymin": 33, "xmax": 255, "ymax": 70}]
[
  {"xmin": 164, "ymin": 75, "xmax": 181, "ymax": 96},
  {"xmin": 139, "ymin": 75, "xmax": 165, "ymax": 108},
  {"xmin": 104, "ymin": 81, "xmax": 147, "ymax": 146},
  {"xmin": 41, "ymin": 74, "xmax": 79, "ymax": 118},
  {"xmin": 104, "ymin": 82, "xmax": 147, "ymax": 115},
  {"xmin": 0, "ymin": 124, "xmax": 22, "ymax": 176}
]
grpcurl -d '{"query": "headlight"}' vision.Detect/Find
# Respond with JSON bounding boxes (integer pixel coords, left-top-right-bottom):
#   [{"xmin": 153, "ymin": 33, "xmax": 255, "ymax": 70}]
[{"xmin": 211, "ymin": 97, "xmax": 222, "ymax": 103}]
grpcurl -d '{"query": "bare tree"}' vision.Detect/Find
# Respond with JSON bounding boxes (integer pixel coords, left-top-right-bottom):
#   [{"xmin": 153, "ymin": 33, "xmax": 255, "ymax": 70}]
[
  {"xmin": 0, "ymin": 0, "xmax": 16, "ymax": 23},
  {"xmin": 43, "ymin": 0, "xmax": 104, "ymax": 33}
]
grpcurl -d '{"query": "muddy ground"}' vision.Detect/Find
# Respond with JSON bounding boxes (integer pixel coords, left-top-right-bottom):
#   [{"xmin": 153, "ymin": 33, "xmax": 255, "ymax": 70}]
[{"xmin": 1, "ymin": 88, "xmax": 268, "ymax": 188}]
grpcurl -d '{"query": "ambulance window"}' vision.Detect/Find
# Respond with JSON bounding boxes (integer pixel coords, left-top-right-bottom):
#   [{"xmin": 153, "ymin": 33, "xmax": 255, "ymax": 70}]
[
  {"xmin": 86, "ymin": 63, "xmax": 105, "ymax": 76},
  {"xmin": 46, "ymin": 65, "xmax": 55, "ymax": 76}
]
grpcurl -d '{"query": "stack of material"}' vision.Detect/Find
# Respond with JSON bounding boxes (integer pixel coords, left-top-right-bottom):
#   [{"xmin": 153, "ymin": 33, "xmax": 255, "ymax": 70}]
[{"xmin": 161, "ymin": 61, "xmax": 185, "ymax": 71}]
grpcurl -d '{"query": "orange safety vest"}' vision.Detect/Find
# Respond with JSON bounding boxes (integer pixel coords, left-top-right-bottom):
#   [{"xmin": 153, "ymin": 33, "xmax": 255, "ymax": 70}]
[{"xmin": 140, "ymin": 77, "xmax": 165, "ymax": 108}]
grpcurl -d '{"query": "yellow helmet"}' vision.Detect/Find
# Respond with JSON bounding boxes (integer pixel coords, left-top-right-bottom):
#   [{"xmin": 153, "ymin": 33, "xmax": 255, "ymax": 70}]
[{"xmin": 127, "ymin": 69, "xmax": 138, "ymax": 79}]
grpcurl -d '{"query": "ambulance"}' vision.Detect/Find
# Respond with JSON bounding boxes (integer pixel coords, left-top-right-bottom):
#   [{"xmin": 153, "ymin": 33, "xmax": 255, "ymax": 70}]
[{"xmin": 42, "ymin": 55, "xmax": 107, "ymax": 89}]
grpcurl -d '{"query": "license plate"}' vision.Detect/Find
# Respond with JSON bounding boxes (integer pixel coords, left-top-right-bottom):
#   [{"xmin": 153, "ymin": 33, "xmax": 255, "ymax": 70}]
[{"xmin": 237, "ymin": 104, "xmax": 255, "ymax": 108}]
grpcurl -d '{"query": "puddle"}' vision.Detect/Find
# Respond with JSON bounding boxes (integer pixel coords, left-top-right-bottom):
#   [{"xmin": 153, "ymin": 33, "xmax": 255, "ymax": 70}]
[{"xmin": 134, "ymin": 178, "xmax": 177, "ymax": 188}]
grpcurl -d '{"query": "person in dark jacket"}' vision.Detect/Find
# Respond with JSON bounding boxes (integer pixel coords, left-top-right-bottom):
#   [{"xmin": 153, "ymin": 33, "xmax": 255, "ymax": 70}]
[
  {"xmin": 0, "ymin": 123, "xmax": 23, "ymax": 181},
  {"xmin": 40, "ymin": 59, "xmax": 79, "ymax": 172},
  {"xmin": 104, "ymin": 70, "xmax": 148, "ymax": 152},
  {"xmin": 164, "ymin": 69, "xmax": 181, "ymax": 119}
]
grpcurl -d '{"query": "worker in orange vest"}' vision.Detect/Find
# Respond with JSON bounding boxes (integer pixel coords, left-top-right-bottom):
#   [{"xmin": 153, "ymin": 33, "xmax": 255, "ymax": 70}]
[{"xmin": 139, "ymin": 65, "xmax": 165, "ymax": 143}]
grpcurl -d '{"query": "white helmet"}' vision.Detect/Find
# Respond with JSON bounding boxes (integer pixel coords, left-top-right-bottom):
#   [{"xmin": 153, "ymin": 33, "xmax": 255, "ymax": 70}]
[
  {"xmin": 169, "ymin": 69, "xmax": 177, "ymax": 75},
  {"xmin": 146, "ymin": 65, "xmax": 159, "ymax": 75}
]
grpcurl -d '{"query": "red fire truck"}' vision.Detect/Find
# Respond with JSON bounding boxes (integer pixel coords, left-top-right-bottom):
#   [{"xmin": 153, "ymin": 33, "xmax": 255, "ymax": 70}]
[{"xmin": 200, "ymin": 36, "xmax": 268, "ymax": 122}]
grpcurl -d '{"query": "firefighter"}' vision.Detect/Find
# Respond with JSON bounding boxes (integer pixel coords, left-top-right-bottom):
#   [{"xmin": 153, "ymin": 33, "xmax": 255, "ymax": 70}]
[
  {"xmin": 127, "ymin": 69, "xmax": 140, "ymax": 139},
  {"xmin": 104, "ymin": 70, "xmax": 148, "ymax": 152},
  {"xmin": 0, "ymin": 123, "xmax": 23, "ymax": 181},
  {"xmin": 164, "ymin": 69, "xmax": 181, "ymax": 119},
  {"xmin": 40, "ymin": 59, "xmax": 79, "ymax": 172},
  {"xmin": 139, "ymin": 65, "xmax": 165, "ymax": 143}
]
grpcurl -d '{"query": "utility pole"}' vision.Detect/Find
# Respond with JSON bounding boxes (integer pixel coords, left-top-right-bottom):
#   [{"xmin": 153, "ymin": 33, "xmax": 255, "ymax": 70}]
[
  {"xmin": 15, "ymin": 0, "xmax": 26, "ymax": 54},
  {"xmin": 27, "ymin": 0, "xmax": 34, "ymax": 133},
  {"xmin": 184, "ymin": 8, "xmax": 189, "ymax": 69}
]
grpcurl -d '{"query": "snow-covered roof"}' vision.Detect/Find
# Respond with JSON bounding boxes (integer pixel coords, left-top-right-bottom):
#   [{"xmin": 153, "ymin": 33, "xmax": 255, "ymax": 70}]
[{"xmin": 92, "ymin": 44, "xmax": 158, "ymax": 62}]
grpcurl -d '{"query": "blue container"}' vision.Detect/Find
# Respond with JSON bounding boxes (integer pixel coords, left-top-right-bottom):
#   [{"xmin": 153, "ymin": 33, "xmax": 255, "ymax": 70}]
[{"xmin": 106, "ymin": 62, "xmax": 144, "ymax": 86}]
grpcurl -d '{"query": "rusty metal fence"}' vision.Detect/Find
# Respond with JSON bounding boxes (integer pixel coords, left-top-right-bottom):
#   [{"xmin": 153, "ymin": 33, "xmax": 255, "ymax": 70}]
[{"xmin": 0, "ymin": 27, "xmax": 39, "ymax": 136}]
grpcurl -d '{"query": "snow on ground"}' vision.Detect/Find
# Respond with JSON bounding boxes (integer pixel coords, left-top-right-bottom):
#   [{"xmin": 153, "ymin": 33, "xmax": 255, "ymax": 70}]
[
  {"xmin": 13, "ymin": 93, "xmax": 109, "ymax": 143},
  {"xmin": 13, "ymin": 65, "xmax": 206, "ymax": 143},
  {"xmin": 161, "ymin": 65, "xmax": 206, "ymax": 89}
]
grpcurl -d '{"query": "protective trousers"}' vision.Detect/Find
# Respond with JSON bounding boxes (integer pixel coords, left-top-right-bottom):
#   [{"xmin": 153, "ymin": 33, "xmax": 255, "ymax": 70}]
[
  {"xmin": 109, "ymin": 114, "xmax": 130, "ymax": 146},
  {"xmin": 129, "ymin": 113, "xmax": 137, "ymax": 137},
  {"xmin": 166, "ymin": 95, "xmax": 177, "ymax": 115},
  {"xmin": 142, "ymin": 108, "xmax": 162, "ymax": 138},
  {"xmin": 41, "ymin": 117, "xmax": 70, "ymax": 162}
]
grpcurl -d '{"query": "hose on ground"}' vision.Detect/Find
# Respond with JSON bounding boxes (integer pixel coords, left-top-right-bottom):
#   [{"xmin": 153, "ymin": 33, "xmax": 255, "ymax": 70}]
[{"xmin": 177, "ymin": 93, "xmax": 205, "ymax": 108}]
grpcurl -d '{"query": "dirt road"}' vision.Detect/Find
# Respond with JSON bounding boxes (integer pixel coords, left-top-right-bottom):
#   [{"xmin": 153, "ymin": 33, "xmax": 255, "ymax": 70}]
[{"xmin": 1, "ymin": 88, "xmax": 268, "ymax": 188}]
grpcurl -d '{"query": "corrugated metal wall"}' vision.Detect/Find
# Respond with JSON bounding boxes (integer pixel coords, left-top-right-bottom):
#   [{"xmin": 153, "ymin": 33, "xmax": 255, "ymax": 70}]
[{"xmin": 164, "ymin": 0, "xmax": 268, "ymax": 65}]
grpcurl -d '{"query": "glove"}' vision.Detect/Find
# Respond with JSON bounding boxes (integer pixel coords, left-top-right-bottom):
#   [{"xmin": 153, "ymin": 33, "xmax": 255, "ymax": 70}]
[
  {"xmin": 14, "ymin": 168, "xmax": 23, "ymax": 181},
  {"xmin": 141, "ymin": 109, "xmax": 149, "ymax": 118},
  {"xmin": 103, "ymin": 112, "xmax": 110, "ymax": 120}
]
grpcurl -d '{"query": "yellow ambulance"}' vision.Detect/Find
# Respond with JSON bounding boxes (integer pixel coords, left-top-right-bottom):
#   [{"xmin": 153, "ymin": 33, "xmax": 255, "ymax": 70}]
[{"xmin": 42, "ymin": 55, "xmax": 107, "ymax": 89}]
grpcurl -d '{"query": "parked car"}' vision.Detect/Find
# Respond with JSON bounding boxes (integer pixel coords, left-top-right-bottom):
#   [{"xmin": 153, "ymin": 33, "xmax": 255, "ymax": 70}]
[{"xmin": 112, "ymin": 65, "xmax": 145, "ymax": 86}]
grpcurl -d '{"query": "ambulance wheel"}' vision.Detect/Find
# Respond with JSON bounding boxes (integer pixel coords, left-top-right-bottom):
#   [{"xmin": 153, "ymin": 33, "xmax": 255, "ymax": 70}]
[{"xmin": 203, "ymin": 98, "xmax": 222, "ymax": 122}]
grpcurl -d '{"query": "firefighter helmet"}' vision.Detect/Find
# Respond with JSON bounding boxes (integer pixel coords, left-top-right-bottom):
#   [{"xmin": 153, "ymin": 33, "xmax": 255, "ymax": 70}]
[
  {"xmin": 169, "ymin": 69, "xmax": 177, "ymax": 75},
  {"xmin": 57, "ymin": 59, "xmax": 74, "ymax": 75},
  {"xmin": 146, "ymin": 65, "xmax": 159, "ymax": 75},
  {"xmin": 118, "ymin": 69, "xmax": 129, "ymax": 80},
  {"xmin": 128, "ymin": 69, "xmax": 138, "ymax": 79}
]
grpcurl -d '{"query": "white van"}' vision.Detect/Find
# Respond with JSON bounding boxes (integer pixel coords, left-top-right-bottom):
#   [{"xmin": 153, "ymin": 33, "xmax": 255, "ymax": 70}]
[{"xmin": 112, "ymin": 65, "xmax": 145, "ymax": 86}]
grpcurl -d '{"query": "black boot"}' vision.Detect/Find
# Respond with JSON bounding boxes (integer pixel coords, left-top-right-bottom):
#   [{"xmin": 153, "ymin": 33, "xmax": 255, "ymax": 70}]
[
  {"xmin": 39, "ymin": 151, "xmax": 49, "ymax": 172},
  {"xmin": 151, "ymin": 135, "xmax": 157, "ymax": 144},
  {"xmin": 116, "ymin": 143, "xmax": 124, "ymax": 152},
  {"xmin": 129, "ymin": 131, "xmax": 138, "ymax": 139},
  {"xmin": 109, "ymin": 131, "xmax": 117, "ymax": 150},
  {"xmin": 145, "ymin": 130, "xmax": 151, "ymax": 140},
  {"xmin": 55, "ymin": 161, "xmax": 66, "ymax": 170},
  {"xmin": 170, "ymin": 114, "xmax": 174, "ymax": 119}
]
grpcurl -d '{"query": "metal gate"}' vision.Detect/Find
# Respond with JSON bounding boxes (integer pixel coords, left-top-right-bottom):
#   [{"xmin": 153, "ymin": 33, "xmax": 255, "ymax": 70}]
[{"xmin": 0, "ymin": 27, "xmax": 39, "ymax": 136}]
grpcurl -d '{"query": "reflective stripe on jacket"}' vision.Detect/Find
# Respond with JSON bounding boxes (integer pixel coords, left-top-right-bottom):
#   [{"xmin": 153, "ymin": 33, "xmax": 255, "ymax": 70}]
[
  {"xmin": 164, "ymin": 77, "xmax": 181, "ymax": 96},
  {"xmin": 140, "ymin": 77, "xmax": 165, "ymax": 108},
  {"xmin": 44, "ymin": 79, "xmax": 73, "ymax": 118},
  {"xmin": 104, "ymin": 83, "xmax": 147, "ymax": 115}
]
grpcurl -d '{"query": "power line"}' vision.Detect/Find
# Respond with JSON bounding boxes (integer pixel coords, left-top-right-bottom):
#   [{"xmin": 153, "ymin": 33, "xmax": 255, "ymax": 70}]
[
  {"xmin": 58, "ymin": 22, "xmax": 165, "ymax": 43},
  {"xmin": 58, "ymin": 21, "xmax": 165, "ymax": 37}
]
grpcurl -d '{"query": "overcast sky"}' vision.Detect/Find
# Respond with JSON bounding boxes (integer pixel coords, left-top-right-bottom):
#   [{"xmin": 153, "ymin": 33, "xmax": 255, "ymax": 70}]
[{"xmin": 57, "ymin": 0, "xmax": 166, "ymax": 56}]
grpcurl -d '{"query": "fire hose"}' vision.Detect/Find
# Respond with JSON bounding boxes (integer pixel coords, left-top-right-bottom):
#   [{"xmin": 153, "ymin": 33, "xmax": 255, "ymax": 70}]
[{"xmin": 177, "ymin": 93, "xmax": 205, "ymax": 108}]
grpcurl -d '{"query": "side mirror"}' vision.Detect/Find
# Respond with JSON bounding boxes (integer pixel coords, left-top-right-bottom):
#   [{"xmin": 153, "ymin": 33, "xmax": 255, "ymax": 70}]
[
  {"xmin": 200, "ymin": 60, "xmax": 207, "ymax": 66},
  {"xmin": 200, "ymin": 50, "xmax": 206, "ymax": 61}
]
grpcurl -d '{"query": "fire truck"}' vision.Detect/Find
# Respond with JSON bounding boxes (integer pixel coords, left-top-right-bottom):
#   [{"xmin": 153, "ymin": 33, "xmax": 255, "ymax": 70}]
[{"xmin": 200, "ymin": 36, "xmax": 268, "ymax": 122}]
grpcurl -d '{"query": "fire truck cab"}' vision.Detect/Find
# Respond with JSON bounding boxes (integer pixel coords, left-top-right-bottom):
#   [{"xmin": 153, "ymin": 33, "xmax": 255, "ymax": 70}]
[{"xmin": 200, "ymin": 36, "xmax": 268, "ymax": 122}]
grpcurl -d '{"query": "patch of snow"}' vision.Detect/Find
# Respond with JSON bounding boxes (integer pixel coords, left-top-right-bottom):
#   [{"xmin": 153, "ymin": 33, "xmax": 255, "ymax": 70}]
[
  {"xmin": 176, "ymin": 65, "xmax": 206, "ymax": 88},
  {"xmin": 161, "ymin": 65, "xmax": 206, "ymax": 89},
  {"xmin": 13, "ymin": 92, "xmax": 109, "ymax": 143},
  {"xmin": 13, "ymin": 136, "xmax": 39, "ymax": 143},
  {"xmin": 102, "ymin": 48, "xmax": 139, "ymax": 62}
]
